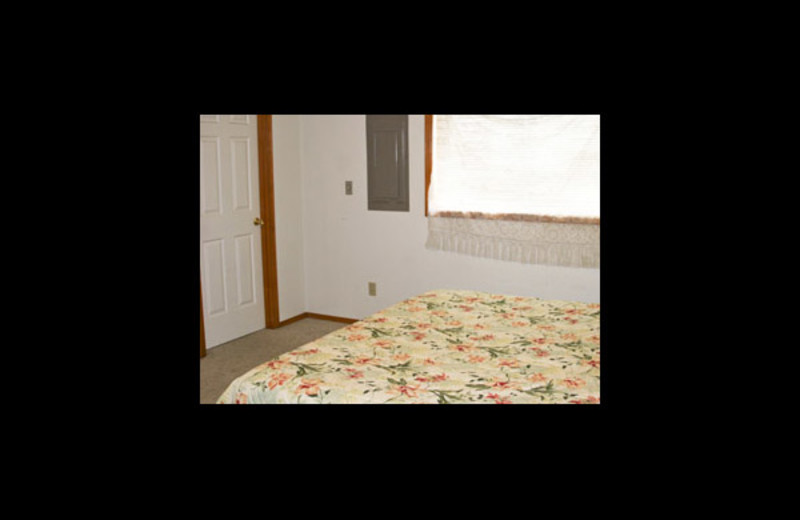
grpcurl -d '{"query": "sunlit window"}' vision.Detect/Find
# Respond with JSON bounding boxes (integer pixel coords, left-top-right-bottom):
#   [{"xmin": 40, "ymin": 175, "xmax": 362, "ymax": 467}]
[{"xmin": 427, "ymin": 115, "xmax": 599, "ymax": 222}]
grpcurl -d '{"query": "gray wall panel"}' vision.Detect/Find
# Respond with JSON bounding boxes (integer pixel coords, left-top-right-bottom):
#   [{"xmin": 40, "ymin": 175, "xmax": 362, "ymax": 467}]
[{"xmin": 366, "ymin": 115, "xmax": 409, "ymax": 211}]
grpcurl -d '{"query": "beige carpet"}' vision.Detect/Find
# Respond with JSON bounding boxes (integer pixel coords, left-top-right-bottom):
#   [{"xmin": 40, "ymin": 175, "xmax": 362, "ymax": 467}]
[{"xmin": 200, "ymin": 318, "xmax": 346, "ymax": 404}]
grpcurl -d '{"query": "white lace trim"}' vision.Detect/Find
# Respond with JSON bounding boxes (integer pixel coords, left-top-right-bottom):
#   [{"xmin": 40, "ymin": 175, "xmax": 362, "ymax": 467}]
[{"xmin": 425, "ymin": 216, "xmax": 599, "ymax": 268}]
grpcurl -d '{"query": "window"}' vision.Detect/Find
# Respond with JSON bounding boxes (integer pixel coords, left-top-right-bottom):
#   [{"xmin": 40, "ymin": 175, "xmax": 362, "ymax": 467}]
[
  {"xmin": 425, "ymin": 115, "xmax": 599, "ymax": 222},
  {"xmin": 424, "ymin": 115, "xmax": 600, "ymax": 268}
]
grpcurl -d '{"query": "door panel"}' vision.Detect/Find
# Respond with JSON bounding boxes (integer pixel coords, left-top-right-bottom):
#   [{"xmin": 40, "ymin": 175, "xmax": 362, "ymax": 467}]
[
  {"xmin": 234, "ymin": 234, "xmax": 256, "ymax": 306},
  {"xmin": 200, "ymin": 137, "xmax": 222, "ymax": 215},
  {"xmin": 200, "ymin": 115, "xmax": 265, "ymax": 348},
  {"xmin": 202, "ymin": 239, "xmax": 227, "ymax": 316},
  {"xmin": 231, "ymin": 137, "xmax": 253, "ymax": 211}
]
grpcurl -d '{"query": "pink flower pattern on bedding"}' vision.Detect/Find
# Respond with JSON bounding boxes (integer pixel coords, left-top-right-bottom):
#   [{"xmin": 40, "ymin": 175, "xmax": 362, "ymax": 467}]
[{"xmin": 216, "ymin": 289, "xmax": 600, "ymax": 404}]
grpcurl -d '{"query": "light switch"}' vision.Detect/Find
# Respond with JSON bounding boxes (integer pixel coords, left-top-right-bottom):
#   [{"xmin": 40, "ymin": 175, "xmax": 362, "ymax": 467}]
[{"xmin": 345, "ymin": 181, "xmax": 353, "ymax": 195}]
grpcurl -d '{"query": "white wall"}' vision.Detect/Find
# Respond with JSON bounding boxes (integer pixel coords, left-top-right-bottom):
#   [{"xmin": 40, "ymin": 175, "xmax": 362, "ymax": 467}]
[
  {"xmin": 271, "ymin": 115, "xmax": 306, "ymax": 321},
  {"xmin": 297, "ymin": 115, "xmax": 600, "ymax": 321}
]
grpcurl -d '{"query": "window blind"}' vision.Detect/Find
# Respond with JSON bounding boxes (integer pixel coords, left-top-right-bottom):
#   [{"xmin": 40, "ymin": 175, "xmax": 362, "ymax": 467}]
[{"xmin": 428, "ymin": 115, "xmax": 600, "ymax": 221}]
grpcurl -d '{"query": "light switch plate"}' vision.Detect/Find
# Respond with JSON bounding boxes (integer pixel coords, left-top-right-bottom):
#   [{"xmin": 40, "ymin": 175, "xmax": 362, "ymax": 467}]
[
  {"xmin": 368, "ymin": 282, "xmax": 376, "ymax": 296},
  {"xmin": 345, "ymin": 181, "xmax": 353, "ymax": 195}
]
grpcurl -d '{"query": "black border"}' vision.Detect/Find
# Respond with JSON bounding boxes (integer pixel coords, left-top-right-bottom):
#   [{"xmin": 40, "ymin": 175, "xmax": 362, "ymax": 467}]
[{"xmin": 139, "ymin": 88, "xmax": 638, "ymax": 441}]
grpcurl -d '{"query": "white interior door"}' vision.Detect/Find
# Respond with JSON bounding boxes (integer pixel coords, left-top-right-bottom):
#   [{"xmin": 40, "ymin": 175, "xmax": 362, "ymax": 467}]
[{"xmin": 200, "ymin": 115, "xmax": 265, "ymax": 348}]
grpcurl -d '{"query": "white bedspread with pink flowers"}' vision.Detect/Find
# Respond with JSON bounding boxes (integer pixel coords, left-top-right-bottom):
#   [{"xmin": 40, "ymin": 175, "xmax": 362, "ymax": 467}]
[{"xmin": 217, "ymin": 289, "xmax": 600, "ymax": 404}]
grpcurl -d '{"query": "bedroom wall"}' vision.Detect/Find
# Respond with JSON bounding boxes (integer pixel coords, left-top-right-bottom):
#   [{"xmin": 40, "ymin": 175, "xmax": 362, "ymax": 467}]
[
  {"xmin": 298, "ymin": 115, "xmax": 600, "ymax": 321},
  {"xmin": 271, "ymin": 115, "xmax": 306, "ymax": 321}
]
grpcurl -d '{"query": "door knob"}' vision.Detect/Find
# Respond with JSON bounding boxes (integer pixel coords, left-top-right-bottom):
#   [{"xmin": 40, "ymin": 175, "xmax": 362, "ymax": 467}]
[{"xmin": 253, "ymin": 217, "xmax": 265, "ymax": 226}]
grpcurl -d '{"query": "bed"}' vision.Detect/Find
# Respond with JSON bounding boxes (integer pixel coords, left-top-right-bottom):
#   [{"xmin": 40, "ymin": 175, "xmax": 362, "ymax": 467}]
[{"xmin": 216, "ymin": 289, "xmax": 600, "ymax": 404}]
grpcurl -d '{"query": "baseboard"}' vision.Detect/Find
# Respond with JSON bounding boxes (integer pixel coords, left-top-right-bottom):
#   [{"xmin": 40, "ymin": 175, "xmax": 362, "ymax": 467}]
[
  {"xmin": 278, "ymin": 312, "xmax": 359, "ymax": 327},
  {"xmin": 277, "ymin": 312, "xmax": 310, "ymax": 327},
  {"xmin": 305, "ymin": 312, "xmax": 359, "ymax": 324}
]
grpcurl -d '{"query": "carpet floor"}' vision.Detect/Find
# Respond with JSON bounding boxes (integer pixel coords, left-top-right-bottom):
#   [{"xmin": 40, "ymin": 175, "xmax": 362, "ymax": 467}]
[{"xmin": 200, "ymin": 317, "xmax": 346, "ymax": 404}]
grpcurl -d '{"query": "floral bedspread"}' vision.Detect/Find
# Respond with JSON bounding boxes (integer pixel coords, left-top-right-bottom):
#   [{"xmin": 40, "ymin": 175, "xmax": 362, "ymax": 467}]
[{"xmin": 216, "ymin": 290, "xmax": 599, "ymax": 404}]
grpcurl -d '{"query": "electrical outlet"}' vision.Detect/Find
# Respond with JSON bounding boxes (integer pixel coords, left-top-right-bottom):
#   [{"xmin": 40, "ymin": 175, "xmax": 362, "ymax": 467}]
[
  {"xmin": 368, "ymin": 282, "xmax": 376, "ymax": 296},
  {"xmin": 345, "ymin": 181, "xmax": 353, "ymax": 195}
]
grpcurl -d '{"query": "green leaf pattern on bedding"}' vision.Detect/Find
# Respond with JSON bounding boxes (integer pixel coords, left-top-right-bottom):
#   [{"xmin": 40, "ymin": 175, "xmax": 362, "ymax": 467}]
[{"xmin": 216, "ymin": 290, "xmax": 600, "ymax": 404}]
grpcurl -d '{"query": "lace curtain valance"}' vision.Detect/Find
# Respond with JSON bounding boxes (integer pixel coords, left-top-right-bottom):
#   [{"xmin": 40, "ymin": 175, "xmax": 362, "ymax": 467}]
[{"xmin": 426, "ymin": 216, "xmax": 599, "ymax": 268}]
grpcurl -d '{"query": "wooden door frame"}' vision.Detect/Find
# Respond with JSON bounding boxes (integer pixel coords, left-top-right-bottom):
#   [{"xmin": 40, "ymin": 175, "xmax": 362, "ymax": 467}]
[
  {"xmin": 256, "ymin": 115, "xmax": 281, "ymax": 330},
  {"xmin": 200, "ymin": 115, "xmax": 280, "ymax": 358}
]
